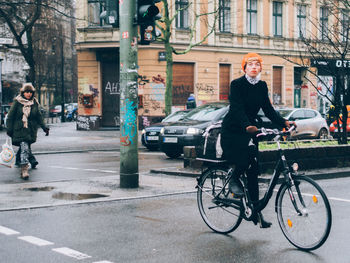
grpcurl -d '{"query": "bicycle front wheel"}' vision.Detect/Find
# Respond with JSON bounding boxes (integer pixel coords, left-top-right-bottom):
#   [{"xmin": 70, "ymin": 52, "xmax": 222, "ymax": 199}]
[
  {"xmin": 276, "ymin": 176, "xmax": 332, "ymax": 251},
  {"xmin": 197, "ymin": 168, "xmax": 242, "ymax": 234}
]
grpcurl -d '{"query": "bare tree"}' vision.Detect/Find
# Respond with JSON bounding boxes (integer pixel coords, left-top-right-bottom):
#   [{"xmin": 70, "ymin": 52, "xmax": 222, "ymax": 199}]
[
  {"xmin": 279, "ymin": 0, "xmax": 350, "ymax": 144},
  {"xmin": 156, "ymin": 0, "xmax": 218, "ymax": 115},
  {"xmin": 0, "ymin": 0, "xmax": 74, "ymax": 100}
]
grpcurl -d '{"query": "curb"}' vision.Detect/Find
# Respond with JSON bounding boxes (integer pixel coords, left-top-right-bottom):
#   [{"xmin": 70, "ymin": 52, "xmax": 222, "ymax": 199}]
[{"xmin": 150, "ymin": 167, "xmax": 350, "ymax": 182}]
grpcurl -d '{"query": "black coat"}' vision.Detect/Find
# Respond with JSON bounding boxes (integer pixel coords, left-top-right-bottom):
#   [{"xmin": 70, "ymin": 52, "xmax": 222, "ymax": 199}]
[
  {"xmin": 221, "ymin": 76, "xmax": 286, "ymax": 165},
  {"xmin": 6, "ymin": 99, "xmax": 46, "ymax": 146}
]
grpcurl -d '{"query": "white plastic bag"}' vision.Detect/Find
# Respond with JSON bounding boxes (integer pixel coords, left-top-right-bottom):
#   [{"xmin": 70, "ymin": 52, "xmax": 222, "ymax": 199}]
[{"xmin": 0, "ymin": 137, "xmax": 15, "ymax": 168}]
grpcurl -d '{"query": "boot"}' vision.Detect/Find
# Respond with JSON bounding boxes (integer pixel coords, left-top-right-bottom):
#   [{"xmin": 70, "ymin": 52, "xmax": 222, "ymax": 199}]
[
  {"xmin": 252, "ymin": 212, "xmax": 272, "ymax": 228},
  {"xmin": 21, "ymin": 164, "xmax": 29, "ymax": 180}
]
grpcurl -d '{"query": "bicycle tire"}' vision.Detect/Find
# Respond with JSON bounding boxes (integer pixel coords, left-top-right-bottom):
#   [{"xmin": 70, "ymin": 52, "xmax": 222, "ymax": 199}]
[
  {"xmin": 197, "ymin": 168, "xmax": 243, "ymax": 234},
  {"xmin": 276, "ymin": 175, "xmax": 332, "ymax": 251}
]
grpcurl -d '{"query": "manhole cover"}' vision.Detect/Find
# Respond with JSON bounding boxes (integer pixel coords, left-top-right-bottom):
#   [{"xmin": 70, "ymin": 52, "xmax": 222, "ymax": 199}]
[
  {"xmin": 52, "ymin": 192, "xmax": 109, "ymax": 200},
  {"xmin": 24, "ymin": 186, "xmax": 55, "ymax": 192}
]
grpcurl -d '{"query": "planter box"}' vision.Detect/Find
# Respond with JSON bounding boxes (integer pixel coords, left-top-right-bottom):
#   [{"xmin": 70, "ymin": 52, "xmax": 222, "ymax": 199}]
[{"xmin": 185, "ymin": 144, "xmax": 350, "ymax": 172}]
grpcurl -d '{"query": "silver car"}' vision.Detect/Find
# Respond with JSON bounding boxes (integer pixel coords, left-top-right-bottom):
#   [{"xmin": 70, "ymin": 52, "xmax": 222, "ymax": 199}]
[{"xmin": 277, "ymin": 108, "xmax": 329, "ymax": 139}]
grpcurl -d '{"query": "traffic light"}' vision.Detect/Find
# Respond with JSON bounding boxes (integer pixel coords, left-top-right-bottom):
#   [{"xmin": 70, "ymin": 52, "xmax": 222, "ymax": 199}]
[
  {"xmin": 137, "ymin": 0, "xmax": 161, "ymax": 45},
  {"xmin": 100, "ymin": 0, "xmax": 119, "ymax": 28}
]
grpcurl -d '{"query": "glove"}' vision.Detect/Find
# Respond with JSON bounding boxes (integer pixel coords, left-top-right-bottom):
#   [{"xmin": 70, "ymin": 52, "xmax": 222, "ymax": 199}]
[
  {"xmin": 6, "ymin": 131, "xmax": 13, "ymax": 137},
  {"xmin": 43, "ymin": 127, "xmax": 50, "ymax": 136}
]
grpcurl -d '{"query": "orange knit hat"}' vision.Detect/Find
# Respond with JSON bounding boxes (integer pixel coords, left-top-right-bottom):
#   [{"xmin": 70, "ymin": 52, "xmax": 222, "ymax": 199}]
[{"xmin": 241, "ymin": 53, "xmax": 263, "ymax": 72}]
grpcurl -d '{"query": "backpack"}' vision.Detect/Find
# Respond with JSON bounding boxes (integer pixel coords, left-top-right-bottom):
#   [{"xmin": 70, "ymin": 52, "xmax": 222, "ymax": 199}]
[{"xmin": 196, "ymin": 121, "xmax": 223, "ymax": 160}]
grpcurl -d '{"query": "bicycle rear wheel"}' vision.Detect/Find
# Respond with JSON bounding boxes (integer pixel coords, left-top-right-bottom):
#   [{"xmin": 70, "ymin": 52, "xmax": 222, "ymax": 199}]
[
  {"xmin": 197, "ymin": 168, "xmax": 242, "ymax": 234},
  {"xmin": 276, "ymin": 176, "xmax": 332, "ymax": 251}
]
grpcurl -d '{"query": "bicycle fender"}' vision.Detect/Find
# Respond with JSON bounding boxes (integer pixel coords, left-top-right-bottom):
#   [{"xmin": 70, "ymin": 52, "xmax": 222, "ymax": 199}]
[{"xmin": 274, "ymin": 182, "xmax": 288, "ymax": 213}]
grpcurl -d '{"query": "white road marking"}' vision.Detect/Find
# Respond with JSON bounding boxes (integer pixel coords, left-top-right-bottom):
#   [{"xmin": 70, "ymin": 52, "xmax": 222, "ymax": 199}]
[
  {"xmin": 0, "ymin": 225, "xmax": 19, "ymax": 235},
  {"xmin": 52, "ymin": 247, "xmax": 92, "ymax": 260},
  {"xmin": 93, "ymin": 261, "xmax": 115, "ymax": 263},
  {"xmin": 268, "ymin": 187, "xmax": 350, "ymax": 203},
  {"xmin": 329, "ymin": 197, "xmax": 350, "ymax": 203},
  {"xmin": 49, "ymin": 165, "xmax": 116, "ymax": 174},
  {"xmin": 18, "ymin": 236, "xmax": 54, "ymax": 246}
]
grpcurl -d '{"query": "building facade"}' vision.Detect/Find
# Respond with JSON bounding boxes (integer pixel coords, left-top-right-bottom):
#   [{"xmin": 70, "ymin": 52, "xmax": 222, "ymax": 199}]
[{"xmin": 75, "ymin": 0, "xmax": 349, "ymax": 130}]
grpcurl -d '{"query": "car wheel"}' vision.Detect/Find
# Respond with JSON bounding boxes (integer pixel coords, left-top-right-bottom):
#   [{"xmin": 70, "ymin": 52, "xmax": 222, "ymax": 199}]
[
  {"xmin": 318, "ymin": 128, "xmax": 328, "ymax": 139},
  {"xmin": 164, "ymin": 150, "xmax": 182, "ymax": 159}
]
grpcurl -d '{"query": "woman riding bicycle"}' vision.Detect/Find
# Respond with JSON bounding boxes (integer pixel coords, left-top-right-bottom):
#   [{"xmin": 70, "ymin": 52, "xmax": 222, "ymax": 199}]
[{"xmin": 221, "ymin": 53, "xmax": 294, "ymax": 228}]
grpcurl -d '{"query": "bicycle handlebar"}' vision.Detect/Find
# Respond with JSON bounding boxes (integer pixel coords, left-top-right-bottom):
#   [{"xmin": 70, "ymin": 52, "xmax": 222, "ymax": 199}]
[{"xmin": 256, "ymin": 125, "xmax": 296, "ymax": 138}]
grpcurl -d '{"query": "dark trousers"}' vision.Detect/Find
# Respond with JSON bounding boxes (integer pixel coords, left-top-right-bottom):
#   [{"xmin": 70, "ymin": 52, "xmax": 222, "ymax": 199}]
[
  {"xmin": 231, "ymin": 145, "xmax": 260, "ymax": 202},
  {"xmin": 15, "ymin": 143, "xmax": 37, "ymax": 166}
]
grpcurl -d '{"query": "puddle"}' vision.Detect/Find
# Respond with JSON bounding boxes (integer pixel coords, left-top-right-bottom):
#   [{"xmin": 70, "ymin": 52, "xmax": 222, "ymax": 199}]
[
  {"xmin": 24, "ymin": 186, "xmax": 55, "ymax": 192},
  {"xmin": 52, "ymin": 192, "xmax": 109, "ymax": 200}
]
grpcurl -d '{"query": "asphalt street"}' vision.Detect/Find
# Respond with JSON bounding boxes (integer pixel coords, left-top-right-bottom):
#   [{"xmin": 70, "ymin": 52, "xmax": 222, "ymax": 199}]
[
  {"xmin": 0, "ymin": 176, "xmax": 350, "ymax": 263},
  {"xmin": 0, "ymin": 122, "xmax": 350, "ymax": 262}
]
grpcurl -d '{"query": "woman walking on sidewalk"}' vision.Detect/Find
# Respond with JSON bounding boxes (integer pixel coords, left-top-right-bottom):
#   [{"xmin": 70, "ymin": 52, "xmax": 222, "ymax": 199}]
[{"xmin": 6, "ymin": 83, "xmax": 49, "ymax": 179}]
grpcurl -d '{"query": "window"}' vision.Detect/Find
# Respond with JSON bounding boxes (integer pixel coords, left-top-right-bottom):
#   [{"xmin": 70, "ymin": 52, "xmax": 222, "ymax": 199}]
[
  {"xmin": 341, "ymin": 10, "xmax": 349, "ymax": 42},
  {"xmin": 320, "ymin": 7, "xmax": 328, "ymax": 40},
  {"xmin": 272, "ymin": 66, "xmax": 282, "ymax": 105},
  {"xmin": 291, "ymin": 110, "xmax": 304, "ymax": 120},
  {"xmin": 297, "ymin": 4, "xmax": 306, "ymax": 39},
  {"xmin": 219, "ymin": 0, "xmax": 231, "ymax": 32},
  {"xmin": 305, "ymin": 110, "xmax": 316, "ymax": 119},
  {"xmin": 247, "ymin": 0, "xmax": 257, "ymax": 34},
  {"xmin": 176, "ymin": 0, "xmax": 189, "ymax": 29},
  {"xmin": 273, "ymin": 2, "xmax": 283, "ymax": 37},
  {"xmin": 88, "ymin": 0, "xmax": 106, "ymax": 27}
]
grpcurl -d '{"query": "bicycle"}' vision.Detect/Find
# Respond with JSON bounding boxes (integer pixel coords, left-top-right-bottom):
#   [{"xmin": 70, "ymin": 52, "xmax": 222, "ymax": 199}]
[{"xmin": 196, "ymin": 126, "xmax": 332, "ymax": 251}]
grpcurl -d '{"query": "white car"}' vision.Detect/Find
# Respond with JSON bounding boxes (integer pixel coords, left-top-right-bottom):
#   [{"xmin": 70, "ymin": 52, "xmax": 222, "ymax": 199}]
[{"xmin": 277, "ymin": 108, "xmax": 329, "ymax": 139}]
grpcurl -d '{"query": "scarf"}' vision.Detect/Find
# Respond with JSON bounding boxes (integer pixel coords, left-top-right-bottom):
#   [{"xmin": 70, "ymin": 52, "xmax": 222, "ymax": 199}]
[
  {"xmin": 245, "ymin": 73, "xmax": 261, "ymax": 85},
  {"xmin": 15, "ymin": 95, "xmax": 38, "ymax": 128}
]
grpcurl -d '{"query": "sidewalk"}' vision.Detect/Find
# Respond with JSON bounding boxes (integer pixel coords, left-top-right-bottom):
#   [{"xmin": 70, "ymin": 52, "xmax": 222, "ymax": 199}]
[{"xmin": 0, "ymin": 122, "xmax": 195, "ymax": 211}]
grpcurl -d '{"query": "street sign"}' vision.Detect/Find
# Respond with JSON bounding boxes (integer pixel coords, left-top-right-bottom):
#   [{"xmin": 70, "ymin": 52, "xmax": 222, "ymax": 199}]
[{"xmin": 0, "ymin": 38, "xmax": 13, "ymax": 45}]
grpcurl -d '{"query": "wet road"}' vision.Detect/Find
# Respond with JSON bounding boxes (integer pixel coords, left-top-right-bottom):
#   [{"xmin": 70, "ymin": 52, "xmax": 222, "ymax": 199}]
[{"xmin": 0, "ymin": 176, "xmax": 349, "ymax": 262}]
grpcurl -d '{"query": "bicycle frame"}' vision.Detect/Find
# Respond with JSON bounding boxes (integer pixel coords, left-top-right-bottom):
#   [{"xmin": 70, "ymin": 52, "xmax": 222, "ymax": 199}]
[{"xmin": 199, "ymin": 132, "xmax": 298, "ymax": 220}]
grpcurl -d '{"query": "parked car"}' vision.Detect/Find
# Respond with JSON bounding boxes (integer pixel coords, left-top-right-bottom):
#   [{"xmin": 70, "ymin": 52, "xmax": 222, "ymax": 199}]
[
  {"xmin": 49, "ymin": 105, "xmax": 62, "ymax": 117},
  {"xmin": 141, "ymin": 110, "xmax": 190, "ymax": 151},
  {"xmin": 275, "ymin": 108, "xmax": 329, "ymax": 139},
  {"xmin": 49, "ymin": 103, "xmax": 77, "ymax": 118},
  {"xmin": 159, "ymin": 102, "xmax": 229, "ymax": 158}
]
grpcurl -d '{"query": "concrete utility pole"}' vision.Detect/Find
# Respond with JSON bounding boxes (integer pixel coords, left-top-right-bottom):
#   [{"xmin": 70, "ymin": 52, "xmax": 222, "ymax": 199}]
[{"xmin": 119, "ymin": 0, "xmax": 139, "ymax": 188}]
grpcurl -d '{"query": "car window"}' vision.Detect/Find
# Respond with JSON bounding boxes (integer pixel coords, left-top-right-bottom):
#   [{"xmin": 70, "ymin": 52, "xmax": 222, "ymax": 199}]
[
  {"xmin": 290, "ymin": 110, "xmax": 304, "ymax": 120},
  {"xmin": 162, "ymin": 111, "xmax": 189, "ymax": 123},
  {"xmin": 305, "ymin": 110, "xmax": 317, "ymax": 119},
  {"xmin": 277, "ymin": 109, "xmax": 293, "ymax": 118},
  {"xmin": 184, "ymin": 104, "xmax": 228, "ymax": 121}
]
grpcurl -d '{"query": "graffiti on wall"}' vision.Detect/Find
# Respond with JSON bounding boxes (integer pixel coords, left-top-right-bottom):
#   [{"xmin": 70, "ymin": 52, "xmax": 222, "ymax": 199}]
[
  {"xmin": 142, "ymin": 116, "xmax": 150, "ymax": 127},
  {"xmin": 76, "ymin": 115, "xmax": 100, "ymax": 130},
  {"xmin": 120, "ymin": 99, "xmax": 137, "ymax": 146},
  {"xmin": 196, "ymin": 83, "xmax": 214, "ymax": 101},
  {"xmin": 105, "ymin": 81, "xmax": 120, "ymax": 95},
  {"xmin": 78, "ymin": 84, "xmax": 100, "ymax": 111},
  {"xmin": 173, "ymin": 85, "xmax": 192, "ymax": 105},
  {"xmin": 142, "ymin": 74, "xmax": 165, "ymax": 115}
]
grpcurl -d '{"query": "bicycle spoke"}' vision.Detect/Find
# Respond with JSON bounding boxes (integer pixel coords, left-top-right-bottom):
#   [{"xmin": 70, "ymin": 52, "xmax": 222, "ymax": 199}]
[
  {"xmin": 197, "ymin": 168, "xmax": 242, "ymax": 234},
  {"xmin": 276, "ymin": 176, "xmax": 332, "ymax": 251}
]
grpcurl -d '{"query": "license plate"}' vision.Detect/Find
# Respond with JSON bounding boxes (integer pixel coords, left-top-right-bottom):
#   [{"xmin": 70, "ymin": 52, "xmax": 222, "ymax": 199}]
[
  {"xmin": 163, "ymin": 137, "xmax": 178, "ymax": 143},
  {"xmin": 146, "ymin": 136, "xmax": 159, "ymax": 141}
]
